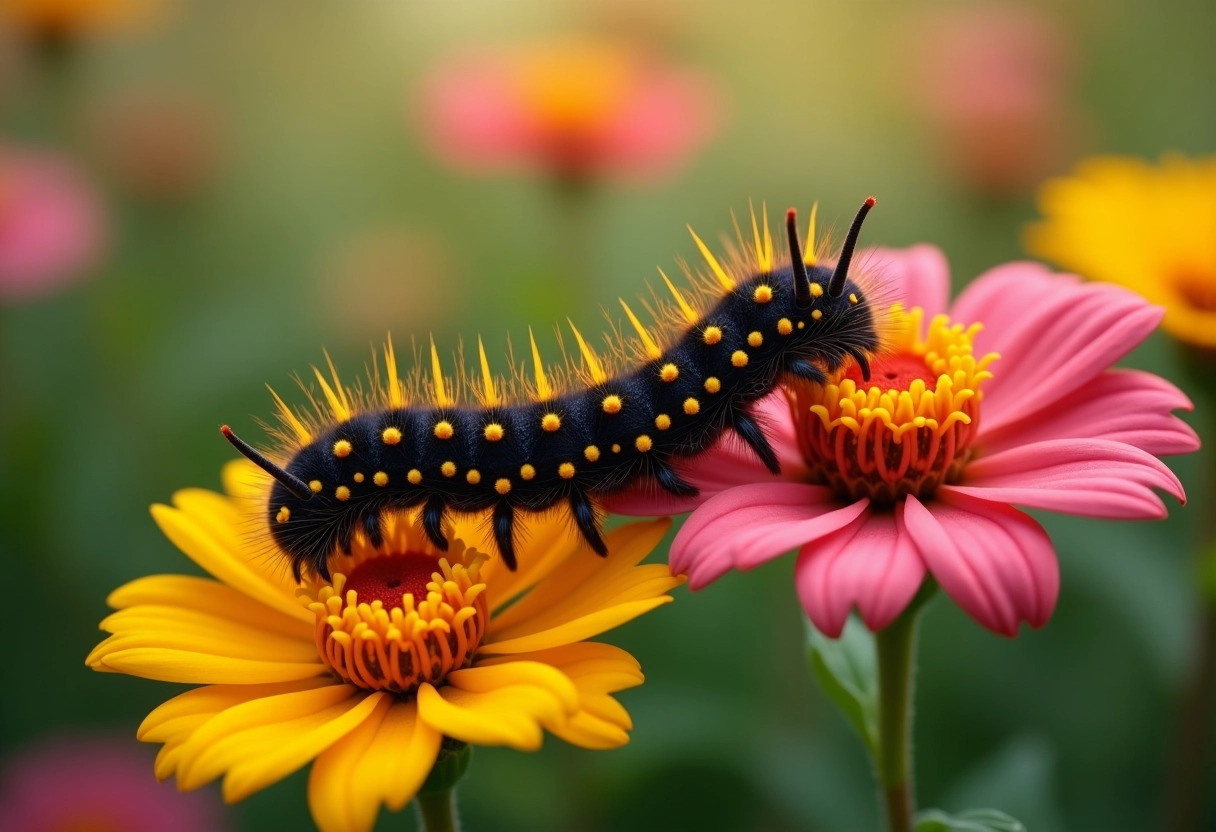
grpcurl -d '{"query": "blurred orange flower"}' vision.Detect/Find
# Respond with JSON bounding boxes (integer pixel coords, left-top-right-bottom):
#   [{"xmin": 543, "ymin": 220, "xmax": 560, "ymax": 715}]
[
  {"xmin": 419, "ymin": 38, "xmax": 720, "ymax": 184},
  {"xmin": 0, "ymin": 0, "xmax": 161, "ymax": 40}
]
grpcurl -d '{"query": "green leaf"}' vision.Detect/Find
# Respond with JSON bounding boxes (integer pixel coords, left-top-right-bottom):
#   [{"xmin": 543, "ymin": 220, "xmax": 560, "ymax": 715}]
[
  {"xmin": 1198, "ymin": 542, "xmax": 1216, "ymax": 603},
  {"xmin": 916, "ymin": 808, "xmax": 1027, "ymax": 832},
  {"xmin": 807, "ymin": 615, "xmax": 878, "ymax": 758}
]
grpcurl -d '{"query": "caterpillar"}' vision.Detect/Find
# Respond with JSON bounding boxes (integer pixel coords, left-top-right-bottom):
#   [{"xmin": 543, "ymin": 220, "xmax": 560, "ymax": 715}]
[{"xmin": 223, "ymin": 198, "xmax": 883, "ymax": 580}]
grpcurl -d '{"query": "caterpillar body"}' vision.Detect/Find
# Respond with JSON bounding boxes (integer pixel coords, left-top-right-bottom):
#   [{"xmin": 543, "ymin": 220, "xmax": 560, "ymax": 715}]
[{"xmin": 224, "ymin": 198, "xmax": 883, "ymax": 580}]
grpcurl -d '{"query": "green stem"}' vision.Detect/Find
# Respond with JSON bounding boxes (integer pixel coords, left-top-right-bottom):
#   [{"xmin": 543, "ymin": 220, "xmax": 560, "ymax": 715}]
[
  {"xmin": 875, "ymin": 597, "xmax": 924, "ymax": 832},
  {"xmin": 415, "ymin": 787, "xmax": 460, "ymax": 832}
]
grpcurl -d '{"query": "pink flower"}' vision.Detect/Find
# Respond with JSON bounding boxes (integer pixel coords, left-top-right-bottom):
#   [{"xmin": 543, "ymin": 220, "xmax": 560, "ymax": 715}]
[
  {"xmin": 611, "ymin": 246, "xmax": 1198, "ymax": 637},
  {"xmin": 0, "ymin": 735, "xmax": 227, "ymax": 832},
  {"xmin": 418, "ymin": 38, "xmax": 720, "ymax": 183},
  {"xmin": 0, "ymin": 146, "xmax": 107, "ymax": 302}
]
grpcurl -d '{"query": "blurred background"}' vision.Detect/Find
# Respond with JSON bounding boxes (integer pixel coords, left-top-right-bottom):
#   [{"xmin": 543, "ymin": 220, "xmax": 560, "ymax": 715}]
[{"xmin": 0, "ymin": 0, "xmax": 1212, "ymax": 830}]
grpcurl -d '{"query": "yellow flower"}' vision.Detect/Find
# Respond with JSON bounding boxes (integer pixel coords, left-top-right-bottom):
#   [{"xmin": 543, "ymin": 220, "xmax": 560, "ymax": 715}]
[
  {"xmin": 87, "ymin": 460, "xmax": 681, "ymax": 832},
  {"xmin": 1026, "ymin": 155, "xmax": 1216, "ymax": 348}
]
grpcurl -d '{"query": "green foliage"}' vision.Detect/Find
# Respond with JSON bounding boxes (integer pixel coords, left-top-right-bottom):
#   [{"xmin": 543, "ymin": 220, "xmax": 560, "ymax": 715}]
[
  {"xmin": 916, "ymin": 808, "xmax": 1027, "ymax": 832},
  {"xmin": 807, "ymin": 615, "xmax": 879, "ymax": 759}
]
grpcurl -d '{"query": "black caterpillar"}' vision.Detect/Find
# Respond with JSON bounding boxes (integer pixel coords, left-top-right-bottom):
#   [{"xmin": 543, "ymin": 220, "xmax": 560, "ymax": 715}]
[{"xmin": 223, "ymin": 198, "xmax": 883, "ymax": 580}]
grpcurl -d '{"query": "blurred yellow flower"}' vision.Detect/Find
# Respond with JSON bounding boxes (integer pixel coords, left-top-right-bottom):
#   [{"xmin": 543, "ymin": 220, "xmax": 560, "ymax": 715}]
[
  {"xmin": 87, "ymin": 460, "xmax": 681, "ymax": 832},
  {"xmin": 1027, "ymin": 155, "xmax": 1216, "ymax": 348}
]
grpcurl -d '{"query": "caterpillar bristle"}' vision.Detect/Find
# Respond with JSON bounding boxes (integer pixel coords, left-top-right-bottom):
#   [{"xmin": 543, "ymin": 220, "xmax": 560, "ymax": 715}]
[
  {"xmin": 804, "ymin": 202, "xmax": 819, "ymax": 267},
  {"xmin": 528, "ymin": 327, "xmax": 554, "ymax": 401},
  {"xmin": 686, "ymin": 224, "xmax": 736, "ymax": 292},
  {"xmin": 567, "ymin": 319, "xmax": 608, "ymax": 384},
  {"xmin": 617, "ymin": 299, "xmax": 662, "ymax": 361},
  {"xmin": 477, "ymin": 336, "xmax": 501, "ymax": 407}
]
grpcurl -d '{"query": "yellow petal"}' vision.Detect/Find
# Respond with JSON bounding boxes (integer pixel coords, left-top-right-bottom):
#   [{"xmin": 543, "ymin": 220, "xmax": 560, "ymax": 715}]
[
  {"xmin": 309, "ymin": 701, "xmax": 442, "ymax": 832},
  {"xmin": 107, "ymin": 575, "xmax": 312, "ymax": 639},
  {"xmin": 174, "ymin": 684, "xmax": 362, "ymax": 791},
  {"xmin": 96, "ymin": 606, "xmax": 316, "ymax": 663},
  {"xmin": 447, "ymin": 661, "xmax": 579, "ymax": 714},
  {"xmin": 478, "ymin": 642, "xmax": 643, "ymax": 691},
  {"xmin": 99, "ymin": 648, "xmax": 325, "ymax": 684},
  {"xmin": 152, "ymin": 499, "xmax": 312, "ymax": 624},
  {"xmin": 578, "ymin": 693, "xmax": 633, "ymax": 730},
  {"xmin": 481, "ymin": 515, "xmax": 579, "ymax": 613},
  {"xmin": 416, "ymin": 683, "xmax": 553, "ymax": 751},
  {"xmin": 139, "ymin": 678, "xmax": 331, "ymax": 741},
  {"xmin": 480, "ymin": 597, "xmax": 673, "ymax": 655},
  {"xmin": 546, "ymin": 710, "xmax": 630, "ymax": 750},
  {"xmin": 89, "ymin": 631, "xmax": 317, "ymax": 667},
  {"xmin": 221, "ymin": 458, "xmax": 269, "ymax": 502},
  {"xmin": 222, "ymin": 692, "xmax": 389, "ymax": 802}
]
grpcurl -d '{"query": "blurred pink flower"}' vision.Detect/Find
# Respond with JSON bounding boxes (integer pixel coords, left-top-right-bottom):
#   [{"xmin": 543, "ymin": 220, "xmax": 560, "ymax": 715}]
[
  {"xmin": 419, "ymin": 38, "xmax": 720, "ymax": 183},
  {"xmin": 611, "ymin": 247, "xmax": 1198, "ymax": 636},
  {"xmin": 907, "ymin": 4, "xmax": 1081, "ymax": 196},
  {"xmin": 0, "ymin": 146, "xmax": 106, "ymax": 301},
  {"xmin": 0, "ymin": 735, "xmax": 226, "ymax": 832}
]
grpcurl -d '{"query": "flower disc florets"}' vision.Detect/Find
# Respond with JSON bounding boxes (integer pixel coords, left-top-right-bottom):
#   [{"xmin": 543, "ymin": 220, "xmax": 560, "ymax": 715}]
[{"xmin": 789, "ymin": 304, "xmax": 999, "ymax": 503}]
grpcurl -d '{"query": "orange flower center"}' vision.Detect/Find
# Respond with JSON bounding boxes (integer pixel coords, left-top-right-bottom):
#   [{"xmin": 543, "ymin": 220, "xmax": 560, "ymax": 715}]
[
  {"xmin": 789, "ymin": 305, "xmax": 999, "ymax": 503},
  {"xmin": 299, "ymin": 522, "xmax": 488, "ymax": 694}
]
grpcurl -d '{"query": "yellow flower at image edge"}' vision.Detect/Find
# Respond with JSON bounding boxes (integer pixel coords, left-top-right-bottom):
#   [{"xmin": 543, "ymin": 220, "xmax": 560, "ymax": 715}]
[
  {"xmin": 87, "ymin": 460, "xmax": 681, "ymax": 832},
  {"xmin": 1027, "ymin": 155, "xmax": 1216, "ymax": 348}
]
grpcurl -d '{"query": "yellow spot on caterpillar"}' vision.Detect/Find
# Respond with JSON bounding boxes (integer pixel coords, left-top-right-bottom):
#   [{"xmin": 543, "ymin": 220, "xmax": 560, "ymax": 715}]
[
  {"xmin": 798, "ymin": 321, "xmax": 806, "ymax": 329},
  {"xmin": 684, "ymin": 397, "xmax": 700, "ymax": 415},
  {"xmin": 276, "ymin": 506, "xmax": 290, "ymax": 523},
  {"xmin": 484, "ymin": 423, "xmax": 504, "ymax": 442},
  {"xmin": 314, "ymin": 353, "xmax": 352, "ymax": 423},
  {"xmin": 732, "ymin": 350, "xmax": 749, "ymax": 367},
  {"xmin": 811, "ymin": 309, "xmax": 823, "ymax": 321},
  {"xmin": 658, "ymin": 267, "xmax": 699, "ymax": 324},
  {"xmin": 753, "ymin": 285, "xmax": 773, "ymax": 304},
  {"xmin": 528, "ymin": 327, "xmax": 553, "ymax": 401},
  {"xmin": 382, "ymin": 427, "xmax": 402, "ymax": 445},
  {"xmin": 704, "ymin": 377, "xmax": 721, "ymax": 393},
  {"xmin": 611, "ymin": 444, "xmax": 621, "ymax": 454},
  {"xmin": 466, "ymin": 469, "xmax": 481, "ymax": 485},
  {"xmin": 353, "ymin": 472, "xmax": 364, "ymax": 483},
  {"xmin": 804, "ymin": 203, "xmax": 819, "ymax": 266},
  {"xmin": 434, "ymin": 421, "xmax": 454, "ymax": 440},
  {"xmin": 749, "ymin": 200, "xmax": 774, "ymax": 272},
  {"xmin": 333, "ymin": 439, "xmax": 352, "ymax": 458},
  {"xmin": 429, "ymin": 336, "xmax": 453, "ymax": 407},
  {"xmin": 384, "ymin": 334, "xmax": 405, "ymax": 408},
  {"xmin": 655, "ymin": 414, "xmax": 672, "ymax": 430},
  {"xmin": 373, "ymin": 471, "xmax": 388, "ymax": 487},
  {"xmin": 660, "ymin": 363, "xmax": 679, "ymax": 382},
  {"xmin": 703, "ymin": 325, "xmax": 722, "ymax": 345},
  {"xmin": 687, "ymin": 225, "xmax": 737, "ymax": 292},
  {"xmin": 558, "ymin": 462, "xmax": 576, "ymax": 479},
  {"xmin": 619, "ymin": 299, "xmax": 662, "ymax": 360},
  {"xmin": 520, "ymin": 464, "xmax": 536, "ymax": 481},
  {"xmin": 477, "ymin": 336, "xmax": 500, "ymax": 407},
  {"xmin": 602, "ymin": 395, "xmax": 623, "ymax": 414},
  {"xmin": 568, "ymin": 320, "xmax": 607, "ymax": 384},
  {"xmin": 541, "ymin": 413, "xmax": 561, "ymax": 432},
  {"xmin": 268, "ymin": 386, "xmax": 312, "ymax": 445},
  {"xmin": 335, "ymin": 486, "xmax": 351, "ymax": 501},
  {"xmin": 748, "ymin": 331, "xmax": 763, "ymax": 348},
  {"xmin": 810, "ymin": 282, "xmax": 824, "ymax": 298},
  {"xmin": 495, "ymin": 478, "xmax": 512, "ymax": 495},
  {"xmin": 777, "ymin": 318, "xmax": 793, "ymax": 335},
  {"xmin": 309, "ymin": 479, "xmax": 323, "ymax": 493},
  {"xmin": 407, "ymin": 469, "xmax": 422, "ymax": 485},
  {"xmin": 584, "ymin": 445, "xmax": 600, "ymax": 462},
  {"xmin": 441, "ymin": 461, "xmax": 457, "ymax": 478},
  {"xmin": 635, "ymin": 435, "xmax": 653, "ymax": 453},
  {"xmin": 849, "ymin": 293, "xmax": 859, "ymax": 305}
]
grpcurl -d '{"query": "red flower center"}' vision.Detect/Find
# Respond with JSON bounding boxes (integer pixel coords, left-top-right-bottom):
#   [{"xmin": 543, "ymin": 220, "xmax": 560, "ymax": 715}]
[
  {"xmin": 843, "ymin": 353, "xmax": 937, "ymax": 390},
  {"xmin": 343, "ymin": 553, "xmax": 435, "ymax": 610}
]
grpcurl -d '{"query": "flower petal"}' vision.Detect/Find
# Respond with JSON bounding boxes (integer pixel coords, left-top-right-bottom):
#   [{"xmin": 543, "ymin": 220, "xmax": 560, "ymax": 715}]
[
  {"xmin": 309, "ymin": 701, "xmax": 441, "ymax": 832},
  {"xmin": 151, "ymin": 499, "xmax": 312, "ymax": 624},
  {"xmin": 949, "ymin": 437, "xmax": 1186, "ymax": 519},
  {"xmin": 416, "ymin": 682, "xmax": 563, "ymax": 751},
  {"xmin": 98, "ymin": 648, "xmax": 326, "ymax": 684},
  {"xmin": 480, "ymin": 513, "xmax": 582, "ymax": 614},
  {"xmin": 794, "ymin": 503, "xmax": 927, "ymax": 638},
  {"xmin": 446, "ymin": 661, "xmax": 580, "ymax": 714},
  {"xmin": 93, "ymin": 606, "xmax": 316, "ymax": 664},
  {"xmin": 106, "ymin": 574, "xmax": 313, "ymax": 639},
  {"xmin": 479, "ymin": 597, "xmax": 673, "ymax": 655},
  {"xmin": 138, "ymin": 678, "xmax": 333, "ymax": 743},
  {"xmin": 545, "ymin": 711, "xmax": 630, "ymax": 750},
  {"xmin": 950, "ymin": 264, "xmax": 1163, "ymax": 431},
  {"xmin": 903, "ymin": 492, "xmax": 1059, "ymax": 636},
  {"xmin": 477, "ymin": 642, "xmax": 643, "ymax": 694},
  {"xmin": 670, "ymin": 483, "xmax": 866, "ymax": 589},
  {"xmin": 867, "ymin": 244, "xmax": 952, "ymax": 317}
]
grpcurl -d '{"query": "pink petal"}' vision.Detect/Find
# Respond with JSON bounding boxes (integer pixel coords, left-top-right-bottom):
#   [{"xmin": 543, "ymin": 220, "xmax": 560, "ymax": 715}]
[
  {"xmin": 864, "ymin": 244, "xmax": 952, "ymax": 317},
  {"xmin": 417, "ymin": 58, "xmax": 533, "ymax": 172},
  {"xmin": 603, "ymin": 391, "xmax": 805, "ymax": 517},
  {"xmin": 670, "ymin": 484, "xmax": 864, "ymax": 589},
  {"xmin": 950, "ymin": 263, "xmax": 1163, "ymax": 431},
  {"xmin": 947, "ymin": 438, "xmax": 1186, "ymax": 519},
  {"xmin": 978, "ymin": 368, "xmax": 1199, "ymax": 457},
  {"xmin": 903, "ymin": 492, "xmax": 1059, "ymax": 636},
  {"xmin": 794, "ymin": 502, "xmax": 927, "ymax": 638},
  {"xmin": 597, "ymin": 69, "xmax": 720, "ymax": 179}
]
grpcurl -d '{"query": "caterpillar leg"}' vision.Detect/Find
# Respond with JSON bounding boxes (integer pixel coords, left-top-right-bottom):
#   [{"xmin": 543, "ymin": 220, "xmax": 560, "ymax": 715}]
[
  {"xmin": 492, "ymin": 501, "xmax": 518, "ymax": 571},
  {"xmin": 733, "ymin": 411, "xmax": 781, "ymax": 475},
  {"xmin": 362, "ymin": 513, "xmax": 384, "ymax": 549},
  {"xmin": 787, "ymin": 359, "xmax": 826, "ymax": 385},
  {"xmin": 651, "ymin": 457, "xmax": 699, "ymax": 498},
  {"xmin": 568, "ymin": 489, "xmax": 608, "ymax": 556},
  {"xmin": 422, "ymin": 494, "xmax": 449, "ymax": 551},
  {"xmin": 848, "ymin": 349, "xmax": 871, "ymax": 381}
]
